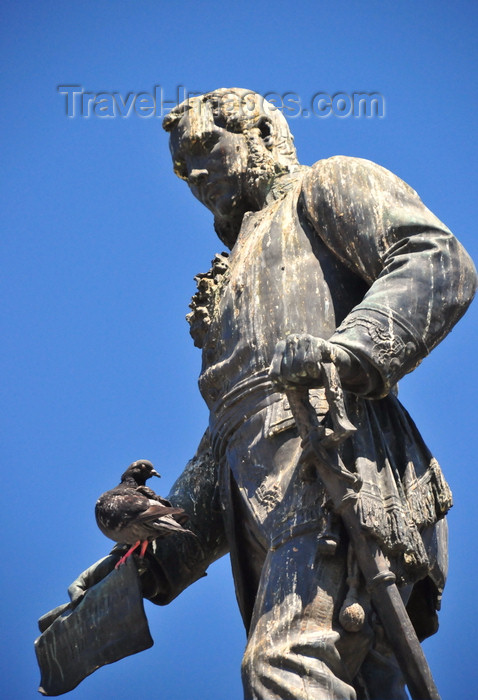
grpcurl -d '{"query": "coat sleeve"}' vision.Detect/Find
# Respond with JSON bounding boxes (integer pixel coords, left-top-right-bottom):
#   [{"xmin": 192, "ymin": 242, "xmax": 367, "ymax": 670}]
[
  {"xmin": 300, "ymin": 156, "xmax": 477, "ymax": 397},
  {"xmin": 144, "ymin": 429, "xmax": 228, "ymax": 605}
]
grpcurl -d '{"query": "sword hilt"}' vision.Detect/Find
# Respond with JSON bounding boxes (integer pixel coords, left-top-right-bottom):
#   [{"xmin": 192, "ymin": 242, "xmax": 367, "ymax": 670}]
[
  {"xmin": 285, "ymin": 361, "xmax": 360, "ymax": 489},
  {"xmin": 320, "ymin": 362, "xmax": 356, "ymax": 447}
]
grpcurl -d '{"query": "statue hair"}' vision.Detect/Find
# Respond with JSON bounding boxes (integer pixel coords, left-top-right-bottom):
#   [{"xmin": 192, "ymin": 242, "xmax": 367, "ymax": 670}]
[
  {"xmin": 162, "ymin": 88, "xmax": 299, "ymax": 172},
  {"xmin": 163, "ymin": 88, "xmax": 300, "ymax": 248}
]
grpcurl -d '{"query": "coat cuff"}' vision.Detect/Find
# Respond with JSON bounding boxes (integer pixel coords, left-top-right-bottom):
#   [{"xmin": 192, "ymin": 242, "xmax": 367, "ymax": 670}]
[
  {"xmin": 330, "ymin": 304, "xmax": 428, "ymax": 397},
  {"xmin": 140, "ymin": 534, "xmax": 209, "ymax": 605}
]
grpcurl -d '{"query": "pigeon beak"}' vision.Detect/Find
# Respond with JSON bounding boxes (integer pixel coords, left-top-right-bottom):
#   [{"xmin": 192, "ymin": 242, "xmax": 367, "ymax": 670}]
[{"xmin": 151, "ymin": 469, "xmax": 161, "ymax": 478}]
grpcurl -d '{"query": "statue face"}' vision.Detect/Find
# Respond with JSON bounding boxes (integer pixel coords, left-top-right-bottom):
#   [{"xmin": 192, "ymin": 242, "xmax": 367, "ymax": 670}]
[{"xmin": 169, "ymin": 113, "xmax": 253, "ymax": 221}]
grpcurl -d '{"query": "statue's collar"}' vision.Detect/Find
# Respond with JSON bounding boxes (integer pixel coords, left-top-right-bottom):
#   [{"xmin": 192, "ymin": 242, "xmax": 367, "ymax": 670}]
[
  {"xmin": 265, "ymin": 166, "xmax": 307, "ymax": 204},
  {"xmin": 214, "ymin": 166, "xmax": 307, "ymax": 248}
]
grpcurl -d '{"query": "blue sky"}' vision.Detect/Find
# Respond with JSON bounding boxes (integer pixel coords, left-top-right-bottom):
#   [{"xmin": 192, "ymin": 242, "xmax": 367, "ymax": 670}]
[{"xmin": 2, "ymin": 2, "xmax": 477, "ymax": 698}]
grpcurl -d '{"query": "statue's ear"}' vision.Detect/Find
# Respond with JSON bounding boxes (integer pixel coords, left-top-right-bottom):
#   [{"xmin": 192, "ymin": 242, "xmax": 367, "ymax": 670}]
[{"xmin": 256, "ymin": 117, "xmax": 274, "ymax": 150}]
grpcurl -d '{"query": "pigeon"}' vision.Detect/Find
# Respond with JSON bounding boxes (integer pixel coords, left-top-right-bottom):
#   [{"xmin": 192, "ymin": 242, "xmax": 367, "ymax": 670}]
[{"xmin": 95, "ymin": 459, "xmax": 194, "ymax": 568}]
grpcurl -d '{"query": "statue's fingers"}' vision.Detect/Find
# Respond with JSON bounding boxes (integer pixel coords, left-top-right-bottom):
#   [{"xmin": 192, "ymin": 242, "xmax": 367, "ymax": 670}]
[
  {"xmin": 301, "ymin": 336, "xmax": 322, "ymax": 379},
  {"xmin": 269, "ymin": 339, "xmax": 287, "ymax": 381},
  {"xmin": 304, "ymin": 357, "xmax": 321, "ymax": 379},
  {"xmin": 67, "ymin": 554, "xmax": 120, "ymax": 604},
  {"xmin": 281, "ymin": 336, "xmax": 298, "ymax": 378},
  {"xmin": 38, "ymin": 603, "xmax": 72, "ymax": 633},
  {"xmin": 314, "ymin": 337, "xmax": 333, "ymax": 363},
  {"xmin": 292, "ymin": 338, "xmax": 308, "ymax": 377}
]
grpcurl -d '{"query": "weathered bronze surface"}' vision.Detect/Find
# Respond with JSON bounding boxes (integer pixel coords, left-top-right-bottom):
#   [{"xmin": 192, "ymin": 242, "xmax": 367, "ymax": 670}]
[{"xmin": 37, "ymin": 88, "xmax": 477, "ymax": 699}]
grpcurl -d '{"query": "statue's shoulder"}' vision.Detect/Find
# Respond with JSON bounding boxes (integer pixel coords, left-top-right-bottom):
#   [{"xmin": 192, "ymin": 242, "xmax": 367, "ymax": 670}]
[
  {"xmin": 305, "ymin": 154, "xmax": 410, "ymax": 182},
  {"xmin": 301, "ymin": 155, "xmax": 419, "ymax": 206}
]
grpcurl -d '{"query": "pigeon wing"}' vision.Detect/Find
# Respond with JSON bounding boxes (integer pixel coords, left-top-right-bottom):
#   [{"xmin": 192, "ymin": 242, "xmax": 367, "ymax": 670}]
[
  {"xmin": 133, "ymin": 504, "xmax": 193, "ymax": 538},
  {"xmin": 95, "ymin": 488, "xmax": 151, "ymax": 534},
  {"xmin": 135, "ymin": 485, "xmax": 173, "ymax": 506}
]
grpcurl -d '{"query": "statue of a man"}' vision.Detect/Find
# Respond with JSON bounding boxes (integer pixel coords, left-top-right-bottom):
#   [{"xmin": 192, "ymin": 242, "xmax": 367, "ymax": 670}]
[{"xmin": 67, "ymin": 89, "xmax": 476, "ymax": 699}]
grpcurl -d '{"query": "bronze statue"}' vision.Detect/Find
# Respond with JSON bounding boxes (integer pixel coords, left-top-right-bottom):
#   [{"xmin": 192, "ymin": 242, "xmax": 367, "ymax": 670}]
[{"xmin": 37, "ymin": 88, "xmax": 477, "ymax": 699}]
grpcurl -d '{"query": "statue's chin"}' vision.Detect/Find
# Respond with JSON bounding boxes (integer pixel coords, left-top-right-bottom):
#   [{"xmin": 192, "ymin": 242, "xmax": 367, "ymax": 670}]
[{"xmin": 214, "ymin": 206, "xmax": 251, "ymax": 249}]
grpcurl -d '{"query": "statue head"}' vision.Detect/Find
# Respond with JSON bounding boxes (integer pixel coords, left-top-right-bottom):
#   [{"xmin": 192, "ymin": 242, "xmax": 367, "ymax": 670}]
[{"xmin": 163, "ymin": 88, "xmax": 299, "ymax": 247}]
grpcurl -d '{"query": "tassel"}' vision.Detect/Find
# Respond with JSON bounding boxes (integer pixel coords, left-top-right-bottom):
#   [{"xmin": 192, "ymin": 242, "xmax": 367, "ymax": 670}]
[{"xmin": 339, "ymin": 545, "xmax": 366, "ymax": 632}]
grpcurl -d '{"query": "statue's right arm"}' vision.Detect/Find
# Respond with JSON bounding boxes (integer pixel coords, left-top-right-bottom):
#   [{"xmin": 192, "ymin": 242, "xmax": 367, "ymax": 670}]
[
  {"xmin": 299, "ymin": 156, "xmax": 477, "ymax": 398},
  {"xmin": 67, "ymin": 429, "xmax": 228, "ymax": 607},
  {"xmin": 141, "ymin": 428, "xmax": 228, "ymax": 605}
]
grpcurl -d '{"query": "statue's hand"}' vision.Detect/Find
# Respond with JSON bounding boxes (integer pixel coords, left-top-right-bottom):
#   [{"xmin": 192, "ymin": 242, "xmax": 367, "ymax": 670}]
[
  {"xmin": 269, "ymin": 333, "xmax": 355, "ymax": 387},
  {"xmin": 67, "ymin": 549, "xmax": 122, "ymax": 605},
  {"xmin": 67, "ymin": 545, "xmax": 166, "ymax": 604},
  {"xmin": 39, "ymin": 548, "xmax": 168, "ymax": 633},
  {"xmin": 37, "ymin": 551, "xmax": 122, "ymax": 633}
]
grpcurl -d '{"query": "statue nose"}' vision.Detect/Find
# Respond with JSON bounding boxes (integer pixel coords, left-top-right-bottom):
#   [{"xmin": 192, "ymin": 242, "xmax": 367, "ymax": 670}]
[{"xmin": 189, "ymin": 168, "xmax": 209, "ymax": 185}]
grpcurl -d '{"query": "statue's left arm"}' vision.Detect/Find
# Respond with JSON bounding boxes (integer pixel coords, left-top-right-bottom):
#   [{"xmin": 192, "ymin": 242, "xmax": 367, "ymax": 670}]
[{"xmin": 298, "ymin": 156, "xmax": 477, "ymax": 397}]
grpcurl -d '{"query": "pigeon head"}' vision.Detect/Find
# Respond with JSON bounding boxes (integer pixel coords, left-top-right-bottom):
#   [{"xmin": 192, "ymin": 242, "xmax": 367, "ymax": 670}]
[{"xmin": 120, "ymin": 459, "xmax": 161, "ymax": 486}]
